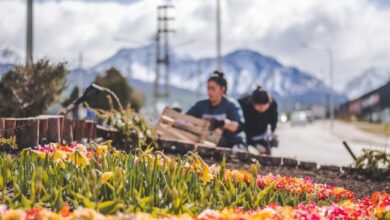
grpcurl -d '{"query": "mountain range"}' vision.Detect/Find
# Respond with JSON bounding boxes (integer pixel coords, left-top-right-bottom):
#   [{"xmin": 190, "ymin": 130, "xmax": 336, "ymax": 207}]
[
  {"xmin": 343, "ymin": 68, "xmax": 390, "ymax": 100},
  {"xmin": 88, "ymin": 45, "xmax": 346, "ymax": 112},
  {"xmin": 1, "ymin": 46, "xmax": 374, "ymax": 113}
]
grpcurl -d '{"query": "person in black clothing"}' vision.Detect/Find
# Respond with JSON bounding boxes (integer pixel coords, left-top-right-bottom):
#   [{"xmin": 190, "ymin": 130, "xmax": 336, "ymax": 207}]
[{"xmin": 238, "ymin": 86, "xmax": 278, "ymax": 154}]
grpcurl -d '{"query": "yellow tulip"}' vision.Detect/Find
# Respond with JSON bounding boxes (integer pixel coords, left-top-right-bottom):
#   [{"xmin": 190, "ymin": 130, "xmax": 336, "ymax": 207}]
[
  {"xmin": 32, "ymin": 150, "xmax": 47, "ymax": 159},
  {"xmin": 101, "ymin": 172, "xmax": 114, "ymax": 184},
  {"xmin": 115, "ymin": 167, "xmax": 125, "ymax": 181},
  {"xmin": 201, "ymin": 172, "xmax": 214, "ymax": 183},
  {"xmin": 54, "ymin": 159, "xmax": 66, "ymax": 169},
  {"xmin": 96, "ymin": 144, "xmax": 108, "ymax": 157},
  {"xmin": 68, "ymin": 152, "xmax": 90, "ymax": 167},
  {"xmin": 51, "ymin": 150, "xmax": 67, "ymax": 161}
]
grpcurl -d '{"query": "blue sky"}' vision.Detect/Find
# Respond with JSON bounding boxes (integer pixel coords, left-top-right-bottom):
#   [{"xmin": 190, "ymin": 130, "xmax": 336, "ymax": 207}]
[
  {"xmin": 1, "ymin": 0, "xmax": 390, "ymax": 90},
  {"xmin": 369, "ymin": 0, "xmax": 390, "ymax": 9}
]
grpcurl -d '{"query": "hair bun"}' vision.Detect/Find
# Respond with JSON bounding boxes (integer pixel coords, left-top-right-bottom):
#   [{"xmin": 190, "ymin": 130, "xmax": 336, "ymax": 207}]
[
  {"xmin": 208, "ymin": 70, "xmax": 228, "ymax": 94},
  {"xmin": 251, "ymin": 86, "xmax": 269, "ymax": 104},
  {"xmin": 213, "ymin": 70, "xmax": 225, "ymax": 78}
]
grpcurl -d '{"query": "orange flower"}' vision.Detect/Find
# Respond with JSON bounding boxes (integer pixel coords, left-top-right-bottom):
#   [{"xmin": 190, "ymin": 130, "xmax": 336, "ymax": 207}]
[{"xmin": 60, "ymin": 205, "xmax": 71, "ymax": 217}]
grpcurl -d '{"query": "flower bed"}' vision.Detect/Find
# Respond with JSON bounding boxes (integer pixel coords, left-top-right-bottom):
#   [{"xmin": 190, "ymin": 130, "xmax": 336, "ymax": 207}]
[
  {"xmin": 0, "ymin": 143, "xmax": 389, "ymax": 219},
  {"xmin": 1, "ymin": 193, "xmax": 389, "ymax": 220}
]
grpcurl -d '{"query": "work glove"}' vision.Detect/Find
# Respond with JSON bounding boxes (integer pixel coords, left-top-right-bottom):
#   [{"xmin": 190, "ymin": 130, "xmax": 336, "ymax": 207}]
[{"xmin": 208, "ymin": 118, "xmax": 225, "ymax": 130}]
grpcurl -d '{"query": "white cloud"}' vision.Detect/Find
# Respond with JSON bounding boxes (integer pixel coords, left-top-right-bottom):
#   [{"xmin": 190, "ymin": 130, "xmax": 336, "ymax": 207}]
[{"xmin": 1, "ymin": 0, "xmax": 390, "ymax": 90}]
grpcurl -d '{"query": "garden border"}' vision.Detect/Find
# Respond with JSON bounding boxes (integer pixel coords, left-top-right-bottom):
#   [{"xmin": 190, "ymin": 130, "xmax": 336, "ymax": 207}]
[{"xmin": 0, "ymin": 116, "xmax": 362, "ymax": 175}]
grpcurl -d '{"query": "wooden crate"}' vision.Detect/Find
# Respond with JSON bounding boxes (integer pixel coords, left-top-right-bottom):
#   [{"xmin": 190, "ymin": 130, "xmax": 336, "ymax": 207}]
[{"xmin": 155, "ymin": 107, "xmax": 222, "ymax": 146}]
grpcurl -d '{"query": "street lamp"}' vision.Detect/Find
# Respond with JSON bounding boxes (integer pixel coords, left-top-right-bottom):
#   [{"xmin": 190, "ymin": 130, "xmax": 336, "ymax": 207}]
[{"xmin": 301, "ymin": 43, "xmax": 335, "ymax": 128}]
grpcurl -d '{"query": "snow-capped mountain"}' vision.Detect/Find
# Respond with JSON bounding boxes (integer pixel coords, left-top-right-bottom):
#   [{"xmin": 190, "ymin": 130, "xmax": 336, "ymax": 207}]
[
  {"xmin": 0, "ymin": 63, "xmax": 14, "ymax": 75},
  {"xmin": 89, "ymin": 45, "xmax": 346, "ymax": 111},
  {"xmin": 0, "ymin": 47, "xmax": 20, "ymax": 76},
  {"xmin": 0, "ymin": 47, "xmax": 20, "ymax": 65},
  {"xmin": 343, "ymin": 68, "xmax": 390, "ymax": 100}
]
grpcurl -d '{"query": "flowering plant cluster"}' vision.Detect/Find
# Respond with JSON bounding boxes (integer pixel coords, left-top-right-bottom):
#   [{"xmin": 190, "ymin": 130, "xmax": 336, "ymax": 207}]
[
  {"xmin": 0, "ymin": 143, "xmax": 388, "ymax": 219},
  {"xmin": 30, "ymin": 141, "xmax": 112, "ymax": 168},
  {"xmin": 1, "ymin": 192, "xmax": 389, "ymax": 220}
]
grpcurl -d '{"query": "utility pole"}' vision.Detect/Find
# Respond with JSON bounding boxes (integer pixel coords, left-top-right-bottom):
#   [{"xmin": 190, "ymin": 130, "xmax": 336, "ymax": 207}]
[
  {"xmin": 78, "ymin": 53, "xmax": 84, "ymax": 90},
  {"xmin": 26, "ymin": 0, "xmax": 33, "ymax": 67},
  {"xmin": 155, "ymin": 5, "xmax": 174, "ymax": 97},
  {"xmin": 154, "ymin": 5, "xmax": 175, "ymax": 118},
  {"xmin": 327, "ymin": 48, "xmax": 335, "ymax": 128},
  {"xmin": 197, "ymin": 60, "xmax": 203, "ymax": 98},
  {"xmin": 216, "ymin": 0, "xmax": 222, "ymax": 71}
]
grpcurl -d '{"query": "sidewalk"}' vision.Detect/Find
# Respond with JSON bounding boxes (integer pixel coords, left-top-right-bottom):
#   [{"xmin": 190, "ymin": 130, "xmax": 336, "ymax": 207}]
[{"xmin": 273, "ymin": 120, "xmax": 389, "ymax": 166}]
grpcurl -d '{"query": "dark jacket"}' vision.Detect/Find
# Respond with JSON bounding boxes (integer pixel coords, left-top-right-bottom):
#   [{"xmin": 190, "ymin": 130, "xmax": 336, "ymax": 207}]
[{"xmin": 238, "ymin": 94, "xmax": 278, "ymax": 144}]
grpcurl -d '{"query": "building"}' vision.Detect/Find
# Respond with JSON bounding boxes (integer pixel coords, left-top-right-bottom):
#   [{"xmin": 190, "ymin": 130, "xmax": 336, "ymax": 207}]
[{"xmin": 337, "ymin": 81, "xmax": 390, "ymax": 122}]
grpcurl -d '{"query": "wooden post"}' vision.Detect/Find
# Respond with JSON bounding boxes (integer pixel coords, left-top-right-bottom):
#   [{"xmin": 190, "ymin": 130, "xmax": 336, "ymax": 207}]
[
  {"xmin": 84, "ymin": 120, "xmax": 92, "ymax": 141},
  {"xmin": 15, "ymin": 118, "xmax": 39, "ymax": 148},
  {"xmin": 59, "ymin": 116, "xmax": 64, "ymax": 141},
  {"xmin": 4, "ymin": 118, "xmax": 16, "ymax": 138},
  {"xmin": 0, "ymin": 118, "xmax": 4, "ymax": 138},
  {"xmin": 83, "ymin": 120, "xmax": 97, "ymax": 141},
  {"xmin": 47, "ymin": 116, "xmax": 62, "ymax": 143},
  {"xmin": 62, "ymin": 118, "xmax": 74, "ymax": 144},
  {"xmin": 73, "ymin": 120, "xmax": 85, "ymax": 142},
  {"xmin": 91, "ymin": 122, "xmax": 97, "ymax": 140},
  {"xmin": 38, "ymin": 116, "xmax": 49, "ymax": 144}
]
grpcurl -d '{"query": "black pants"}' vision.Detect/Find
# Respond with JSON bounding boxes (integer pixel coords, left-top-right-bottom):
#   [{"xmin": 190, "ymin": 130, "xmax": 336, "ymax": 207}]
[{"xmin": 219, "ymin": 136, "xmax": 245, "ymax": 148}]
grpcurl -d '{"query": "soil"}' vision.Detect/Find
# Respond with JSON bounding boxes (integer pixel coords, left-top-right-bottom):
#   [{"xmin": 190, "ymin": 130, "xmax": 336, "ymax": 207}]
[{"xmin": 218, "ymin": 158, "xmax": 390, "ymax": 199}]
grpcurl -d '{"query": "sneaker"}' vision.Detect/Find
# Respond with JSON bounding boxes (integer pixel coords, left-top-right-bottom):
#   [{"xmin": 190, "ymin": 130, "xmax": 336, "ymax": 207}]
[
  {"xmin": 232, "ymin": 143, "xmax": 247, "ymax": 153},
  {"xmin": 247, "ymin": 145, "xmax": 260, "ymax": 155}
]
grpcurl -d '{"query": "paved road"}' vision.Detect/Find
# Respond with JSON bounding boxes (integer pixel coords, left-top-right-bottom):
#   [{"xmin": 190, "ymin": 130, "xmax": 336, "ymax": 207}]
[{"xmin": 273, "ymin": 120, "xmax": 389, "ymax": 166}]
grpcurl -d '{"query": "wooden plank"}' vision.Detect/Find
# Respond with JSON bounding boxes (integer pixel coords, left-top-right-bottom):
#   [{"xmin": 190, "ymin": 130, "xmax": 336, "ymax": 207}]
[
  {"xmin": 158, "ymin": 138, "xmax": 195, "ymax": 153},
  {"xmin": 4, "ymin": 118, "xmax": 16, "ymax": 138},
  {"xmin": 84, "ymin": 120, "xmax": 96, "ymax": 141},
  {"xmin": 91, "ymin": 121, "xmax": 97, "ymax": 140},
  {"xmin": 156, "ymin": 107, "xmax": 222, "ymax": 145},
  {"xmin": 73, "ymin": 120, "xmax": 85, "ymax": 142},
  {"xmin": 47, "ymin": 116, "xmax": 62, "ymax": 143},
  {"xmin": 201, "ymin": 129, "xmax": 223, "ymax": 146},
  {"xmin": 0, "ymin": 118, "xmax": 4, "ymax": 138},
  {"xmin": 96, "ymin": 125, "xmax": 118, "ymax": 141},
  {"xmin": 159, "ymin": 108, "xmax": 207, "ymax": 136},
  {"xmin": 59, "ymin": 116, "xmax": 64, "ymax": 141},
  {"xmin": 38, "ymin": 117, "xmax": 49, "ymax": 144},
  {"xmin": 156, "ymin": 123, "xmax": 199, "ymax": 143},
  {"xmin": 15, "ymin": 118, "xmax": 39, "ymax": 148},
  {"xmin": 62, "ymin": 118, "xmax": 74, "ymax": 144},
  {"xmin": 163, "ymin": 108, "xmax": 208, "ymax": 135}
]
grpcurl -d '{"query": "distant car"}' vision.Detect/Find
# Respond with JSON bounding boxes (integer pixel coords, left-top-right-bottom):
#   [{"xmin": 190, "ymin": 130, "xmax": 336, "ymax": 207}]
[
  {"xmin": 304, "ymin": 110, "xmax": 314, "ymax": 122},
  {"xmin": 290, "ymin": 111, "xmax": 309, "ymax": 126},
  {"xmin": 280, "ymin": 113, "xmax": 288, "ymax": 123}
]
